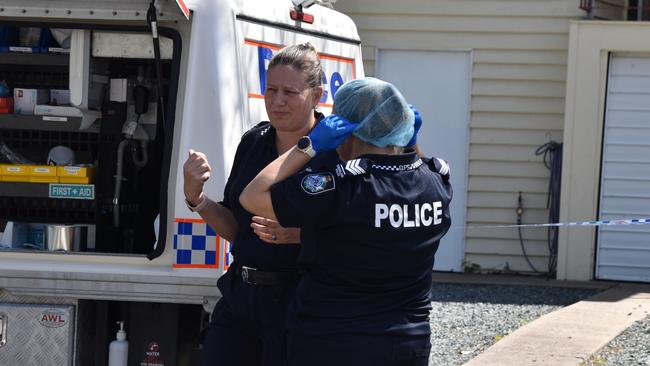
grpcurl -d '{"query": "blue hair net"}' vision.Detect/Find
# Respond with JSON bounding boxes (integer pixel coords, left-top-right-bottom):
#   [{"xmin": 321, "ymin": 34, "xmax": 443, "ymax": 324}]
[{"xmin": 333, "ymin": 77, "xmax": 414, "ymax": 148}]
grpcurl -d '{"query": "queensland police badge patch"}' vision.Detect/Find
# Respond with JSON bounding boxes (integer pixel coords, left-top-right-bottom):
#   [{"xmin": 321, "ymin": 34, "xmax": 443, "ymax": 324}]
[{"xmin": 301, "ymin": 172, "xmax": 335, "ymax": 195}]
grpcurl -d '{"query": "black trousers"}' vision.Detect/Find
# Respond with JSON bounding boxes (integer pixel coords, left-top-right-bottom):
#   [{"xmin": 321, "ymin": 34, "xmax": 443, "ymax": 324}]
[
  {"xmin": 287, "ymin": 332, "xmax": 431, "ymax": 366},
  {"xmin": 198, "ymin": 268, "xmax": 295, "ymax": 366}
]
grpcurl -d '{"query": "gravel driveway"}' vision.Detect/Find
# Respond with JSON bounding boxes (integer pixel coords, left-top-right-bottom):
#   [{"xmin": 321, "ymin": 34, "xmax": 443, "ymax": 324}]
[
  {"xmin": 428, "ymin": 283, "xmax": 600, "ymax": 366},
  {"xmin": 581, "ymin": 315, "xmax": 650, "ymax": 366}
]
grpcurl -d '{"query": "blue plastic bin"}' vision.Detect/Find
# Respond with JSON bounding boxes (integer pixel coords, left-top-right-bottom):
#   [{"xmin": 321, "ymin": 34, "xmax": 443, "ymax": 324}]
[
  {"xmin": 0, "ymin": 26, "xmax": 19, "ymax": 53},
  {"xmin": 37, "ymin": 28, "xmax": 59, "ymax": 53},
  {"xmin": 0, "ymin": 27, "xmax": 59, "ymax": 53}
]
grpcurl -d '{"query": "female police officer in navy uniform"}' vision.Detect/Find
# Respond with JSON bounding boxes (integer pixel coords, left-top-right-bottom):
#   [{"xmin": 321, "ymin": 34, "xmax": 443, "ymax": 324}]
[
  {"xmin": 183, "ymin": 43, "xmax": 325, "ymax": 366},
  {"xmin": 240, "ymin": 77, "xmax": 452, "ymax": 366}
]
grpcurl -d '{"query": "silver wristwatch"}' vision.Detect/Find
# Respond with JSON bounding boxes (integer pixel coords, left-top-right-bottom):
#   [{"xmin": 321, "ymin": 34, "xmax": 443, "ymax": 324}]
[{"xmin": 297, "ymin": 136, "xmax": 316, "ymax": 158}]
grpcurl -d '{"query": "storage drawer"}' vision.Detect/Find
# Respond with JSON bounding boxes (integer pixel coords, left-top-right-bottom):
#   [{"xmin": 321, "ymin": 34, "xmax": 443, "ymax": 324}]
[
  {"xmin": 0, "ymin": 164, "xmax": 31, "ymax": 182},
  {"xmin": 30, "ymin": 165, "xmax": 58, "ymax": 183},
  {"xmin": 57, "ymin": 165, "xmax": 95, "ymax": 184}
]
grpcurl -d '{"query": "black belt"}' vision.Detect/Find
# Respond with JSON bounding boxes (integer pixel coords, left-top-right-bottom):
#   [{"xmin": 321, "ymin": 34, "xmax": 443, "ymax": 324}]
[{"xmin": 235, "ymin": 265, "xmax": 296, "ymax": 286}]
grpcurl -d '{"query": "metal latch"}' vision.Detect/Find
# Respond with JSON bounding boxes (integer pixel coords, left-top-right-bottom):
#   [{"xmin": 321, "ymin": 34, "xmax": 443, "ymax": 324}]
[{"xmin": 0, "ymin": 313, "xmax": 7, "ymax": 348}]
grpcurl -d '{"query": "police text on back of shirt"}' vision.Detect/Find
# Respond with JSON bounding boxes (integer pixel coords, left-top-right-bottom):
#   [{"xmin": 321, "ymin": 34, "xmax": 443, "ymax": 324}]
[{"xmin": 375, "ymin": 202, "xmax": 443, "ymax": 228}]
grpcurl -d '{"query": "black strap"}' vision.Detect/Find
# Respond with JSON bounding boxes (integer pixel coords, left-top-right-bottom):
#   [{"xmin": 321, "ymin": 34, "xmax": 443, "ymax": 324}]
[
  {"xmin": 235, "ymin": 266, "xmax": 296, "ymax": 286},
  {"xmin": 147, "ymin": 1, "xmax": 167, "ymax": 132}
]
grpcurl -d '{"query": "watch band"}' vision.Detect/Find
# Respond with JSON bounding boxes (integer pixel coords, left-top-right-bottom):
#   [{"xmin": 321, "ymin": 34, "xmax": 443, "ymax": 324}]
[
  {"xmin": 185, "ymin": 192, "xmax": 208, "ymax": 212},
  {"xmin": 300, "ymin": 145, "xmax": 316, "ymax": 158}
]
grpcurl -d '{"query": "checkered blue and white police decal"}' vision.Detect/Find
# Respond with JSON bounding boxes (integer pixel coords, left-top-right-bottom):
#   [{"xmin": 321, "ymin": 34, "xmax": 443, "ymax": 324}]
[{"xmin": 173, "ymin": 218, "xmax": 220, "ymax": 268}]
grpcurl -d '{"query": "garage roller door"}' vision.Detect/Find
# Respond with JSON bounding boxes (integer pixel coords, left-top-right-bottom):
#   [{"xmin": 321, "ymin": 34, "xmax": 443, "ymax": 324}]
[{"xmin": 597, "ymin": 54, "xmax": 650, "ymax": 282}]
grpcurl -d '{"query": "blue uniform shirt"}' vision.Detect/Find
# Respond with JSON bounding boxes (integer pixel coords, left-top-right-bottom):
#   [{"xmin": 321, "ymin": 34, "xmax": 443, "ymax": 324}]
[
  {"xmin": 220, "ymin": 121, "xmax": 302, "ymax": 270},
  {"xmin": 270, "ymin": 150, "xmax": 452, "ymax": 336}
]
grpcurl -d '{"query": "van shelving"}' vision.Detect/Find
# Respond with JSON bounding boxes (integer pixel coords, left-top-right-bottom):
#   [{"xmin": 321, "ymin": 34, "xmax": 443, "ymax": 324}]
[
  {"xmin": 0, "ymin": 194, "xmax": 95, "ymax": 223},
  {"xmin": 0, "ymin": 181, "xmax": 94, "ymax": 200},
  {"xmin": 0, "ymin": 54, "xmax": 68, "ymax": 87},
  {"xmin": 0, "ymin": 128, "xmax": 99, "ymax": 164},
  {"xmin": 0, "ymin": 114, "xmax": 86, "ymax": 132},
  {"xmin": 0, "ymin": 51, "xmax": 69, "ymax": 66},
  {"xmin": 0, "ymin": 23, "xmax": 175, "ymax": 256}
]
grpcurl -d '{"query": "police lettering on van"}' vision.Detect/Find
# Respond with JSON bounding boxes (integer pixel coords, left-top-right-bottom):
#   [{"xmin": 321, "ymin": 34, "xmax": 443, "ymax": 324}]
[{"xmin": 244, "ymin": 40, "xmax": 356, "ymax": 108}]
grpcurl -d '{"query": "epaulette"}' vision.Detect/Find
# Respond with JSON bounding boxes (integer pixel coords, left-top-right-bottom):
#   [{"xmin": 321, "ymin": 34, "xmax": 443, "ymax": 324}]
[
  {"xmin": 427, "ymin": 157, "xmax": 451, "ymax": 182},
  {"xmin": 334, "ymin": 158, "xmax": 371, "ymax": 178},
  {"xmin": 253, "ymin": 121, "xmax": 272, "ymax": 137},
  {"xmin": 240, "ymin": 121, "xmax": 271, "ymax": 141}
]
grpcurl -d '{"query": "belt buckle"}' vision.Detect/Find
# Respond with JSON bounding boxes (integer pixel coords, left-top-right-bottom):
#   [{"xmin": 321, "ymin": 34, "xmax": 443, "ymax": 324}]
[{"xmin": 241, "ymin": 266, "xmax": 252, "ymax": 284}]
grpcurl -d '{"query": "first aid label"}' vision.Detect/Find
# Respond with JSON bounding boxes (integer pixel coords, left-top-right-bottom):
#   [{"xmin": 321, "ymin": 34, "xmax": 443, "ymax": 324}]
[{"xmin": 49, "ymin": 184, "xmax": 94, "ymax": 200}]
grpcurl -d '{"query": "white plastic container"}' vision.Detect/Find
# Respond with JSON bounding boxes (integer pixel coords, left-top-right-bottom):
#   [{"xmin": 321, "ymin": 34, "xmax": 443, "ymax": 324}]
[
  {"xmin": 13, "ymin": 88, "xmax": 49, "ymax": 115},
  {"xmin": 108, "ymin": 321, "xmax": 128, "ymax": 366}
]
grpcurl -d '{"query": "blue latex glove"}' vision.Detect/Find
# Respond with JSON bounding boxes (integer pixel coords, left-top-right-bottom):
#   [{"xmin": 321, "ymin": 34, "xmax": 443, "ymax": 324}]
[
  {"xmin": 309, "ymin": 115, "xmax": 357, "ymax": 154},
  {"xmin": 406, "ymin": 104, "xmax": 422, "ymax": 148}
]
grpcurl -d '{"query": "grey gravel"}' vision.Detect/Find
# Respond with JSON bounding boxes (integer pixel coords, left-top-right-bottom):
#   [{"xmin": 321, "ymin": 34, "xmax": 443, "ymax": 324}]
[
  {"xmin": 582, "ymin": 315, "xmax": 650, "ymax": 366},
  {"xmin": 427, "ymin": 283, "xmax": 600, "ymax": 366}
]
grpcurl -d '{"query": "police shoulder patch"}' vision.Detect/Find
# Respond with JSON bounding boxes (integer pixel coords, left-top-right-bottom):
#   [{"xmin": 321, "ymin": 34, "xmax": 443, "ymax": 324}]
[{"xmin": 301, "ymin": 172, "xmax": 335, "ymax": 195}]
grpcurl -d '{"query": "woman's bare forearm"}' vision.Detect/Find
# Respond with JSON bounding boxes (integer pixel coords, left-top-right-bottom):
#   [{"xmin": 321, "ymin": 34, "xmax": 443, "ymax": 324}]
[{"xmin": 195, "ymin": 197, "xmax": 239, "ymax": 242}]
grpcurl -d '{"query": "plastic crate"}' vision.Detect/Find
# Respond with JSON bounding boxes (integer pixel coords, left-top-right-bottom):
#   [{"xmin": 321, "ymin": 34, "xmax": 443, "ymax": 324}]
[
  {"xmin": 0, "ymin": 97, "xmax": 13, "ymax": 114},
  {"xmin": 0, "ymin": 26, "xmax": 19, "ymax": 53},
  {"xmin": 2, "ymin": 28, "xmax": 60, "ymax": 54},
  {"xmin": 57, "ymin": 165, "xmax": 95, "ymax": 184},
  {"xmin": 30, "ymin": 165, "xmax": 58, "ymax": 183},
  {"xmin": 0, "ymin": 164, "xmax": 31, "ymax": 182}
]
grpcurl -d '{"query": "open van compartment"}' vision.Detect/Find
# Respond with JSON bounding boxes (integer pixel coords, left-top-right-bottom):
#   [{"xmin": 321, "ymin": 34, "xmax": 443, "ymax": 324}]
[{"xmin": 0, "ymin": 25, "xmax": 178, "ymax": 256}]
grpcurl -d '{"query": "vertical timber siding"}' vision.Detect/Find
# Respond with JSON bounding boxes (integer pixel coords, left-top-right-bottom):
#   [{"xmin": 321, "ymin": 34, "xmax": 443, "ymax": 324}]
[{"xmin": 335, "ymin": 0, "xmax": 584, "ymax": 273}]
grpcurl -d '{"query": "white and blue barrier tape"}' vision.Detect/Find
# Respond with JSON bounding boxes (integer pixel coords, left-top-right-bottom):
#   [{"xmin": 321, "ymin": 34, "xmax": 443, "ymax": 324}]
[{"xmin": 466, "ymin": 218, "xmax": 650, "ymax": 229}]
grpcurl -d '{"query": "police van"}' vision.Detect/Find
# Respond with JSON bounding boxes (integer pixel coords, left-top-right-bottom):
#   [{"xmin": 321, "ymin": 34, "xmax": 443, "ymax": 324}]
[{"xmin": 0, "ymin": 0, "xmax": 363, "ymax": 364}]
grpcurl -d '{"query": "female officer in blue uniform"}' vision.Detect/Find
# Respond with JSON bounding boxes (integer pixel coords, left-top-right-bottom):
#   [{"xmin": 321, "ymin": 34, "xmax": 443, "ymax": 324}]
[
  {"xmin": 240, "ymin": 77, "xmax": 452, "ymax": 366},
  {"xmin": 184, "ymin": 43, "xmax": 324, "ymax": 366}
]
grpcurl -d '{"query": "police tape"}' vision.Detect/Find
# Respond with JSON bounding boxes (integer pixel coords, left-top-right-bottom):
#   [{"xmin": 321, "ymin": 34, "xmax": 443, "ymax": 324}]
[{"xmin": 465, "ymin": 218, "xmax": 650, "ymax": 229}]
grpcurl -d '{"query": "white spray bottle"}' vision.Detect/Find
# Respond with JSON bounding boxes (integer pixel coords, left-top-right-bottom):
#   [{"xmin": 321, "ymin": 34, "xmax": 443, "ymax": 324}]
[{"xmin": 108, "ymin": 321, "xmax": 128, "ymax": 366}]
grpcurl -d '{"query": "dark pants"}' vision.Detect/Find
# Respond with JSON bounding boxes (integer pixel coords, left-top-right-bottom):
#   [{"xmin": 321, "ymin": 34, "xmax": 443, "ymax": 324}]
[
  {"xmin": 287, "ymin": 332, "xmax": 431, "ymax": 366},
  {"xmin": 198, "ymin": 268, "xmax": 295, "ymax": 366}
]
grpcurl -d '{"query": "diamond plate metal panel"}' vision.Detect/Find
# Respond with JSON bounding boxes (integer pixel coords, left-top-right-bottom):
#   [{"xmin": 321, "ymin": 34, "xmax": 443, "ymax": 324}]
[{"xmin": 0, "ymin": 303, "xmax": 75, "ymax": 366}]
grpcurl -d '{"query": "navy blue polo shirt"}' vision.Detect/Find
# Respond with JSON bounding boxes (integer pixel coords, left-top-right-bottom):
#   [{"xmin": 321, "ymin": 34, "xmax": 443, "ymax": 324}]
[
  {"xmin": 221, "ymin": 118, "xmax": 327, "ymax": 271},
  {"xmin": 270, "ymin": 150, "xmax": 452, "ymax": 336}
]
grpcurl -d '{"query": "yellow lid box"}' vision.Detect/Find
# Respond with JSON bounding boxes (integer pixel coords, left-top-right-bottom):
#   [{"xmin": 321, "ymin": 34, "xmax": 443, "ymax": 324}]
[
  {"xmin": 30, "ymin": 165, "xmax": 58, "ymax": 183},
  {"xmin": 0, "ymin": 164, "xmax": 32, "ymax": 182},
  {"xmin": 57, "ymin": 166, "xmax": 95, "ymax": 178},
  {"xmin": 59, "ymin": 177, "xmax": 92, "ymax": 184},
  {"xmin": 0, "ymin": 164, "xmax": 31, "ymax": 176}
]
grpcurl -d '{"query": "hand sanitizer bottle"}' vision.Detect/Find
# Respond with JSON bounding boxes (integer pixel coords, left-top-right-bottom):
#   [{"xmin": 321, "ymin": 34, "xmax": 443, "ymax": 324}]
[{"xmin": 108, "ymin": 321, "xmax": 128, "ymax": 366}]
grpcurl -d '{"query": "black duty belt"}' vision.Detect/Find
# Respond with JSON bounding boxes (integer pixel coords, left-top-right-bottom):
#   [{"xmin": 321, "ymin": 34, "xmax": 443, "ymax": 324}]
[{"xmin": 235, "ymin": 265, "xmax": 296, "ymax": 286}]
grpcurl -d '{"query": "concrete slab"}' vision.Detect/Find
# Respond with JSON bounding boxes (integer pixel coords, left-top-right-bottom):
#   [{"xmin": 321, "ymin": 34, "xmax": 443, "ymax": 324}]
[{"xmin": 462, "ymin": 286, "xmax": 650, "ymax": 366}]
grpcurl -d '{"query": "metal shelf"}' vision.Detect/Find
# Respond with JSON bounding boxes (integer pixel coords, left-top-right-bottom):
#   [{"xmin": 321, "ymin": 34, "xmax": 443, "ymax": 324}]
[
  {"xmin": 0, "ymin": 182, "xmax": 94, "ymax": 199},
  {"xmin": 0, "ymin": 51, "xmax": 69, "ymax": 66},
  {"xmin": 0, "ymin": 182, "xmax": 50, "ymax": 198},
  {"xmin": 0, "ymin": 182, "xmax": 96, "ymax": 224},
  {"xmin": 0, "ymin": 114, "xmax": 94, "ymax": 132}
]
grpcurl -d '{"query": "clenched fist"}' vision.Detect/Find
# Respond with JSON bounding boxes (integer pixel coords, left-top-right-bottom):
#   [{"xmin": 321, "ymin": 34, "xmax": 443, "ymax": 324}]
[{"xmin": 183, "ymin": 149, "xmax": 211, "ymax": 204}]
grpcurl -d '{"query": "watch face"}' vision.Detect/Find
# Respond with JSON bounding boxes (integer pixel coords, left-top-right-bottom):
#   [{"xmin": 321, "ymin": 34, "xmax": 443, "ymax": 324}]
[{"xmin": 298, "ymin": 136, "xmax": 310, "ymax": 150}]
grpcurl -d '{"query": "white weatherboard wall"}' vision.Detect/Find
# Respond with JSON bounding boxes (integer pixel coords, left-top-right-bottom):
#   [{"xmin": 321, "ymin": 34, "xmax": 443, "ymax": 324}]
[
  {"xmin": 596, "ymin": 55, "xmax": 650, "ymax": 282},
  {"xmin": 559, "ymin": 21, "xmax": 650, "ymax": 281},
  {"xmin": 335, "ymin": 0, "xmax": 584, "ymax": 273},
  {"xmin": 376, "ymin": 49, "xmax": 470, "ymax": 272}
]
